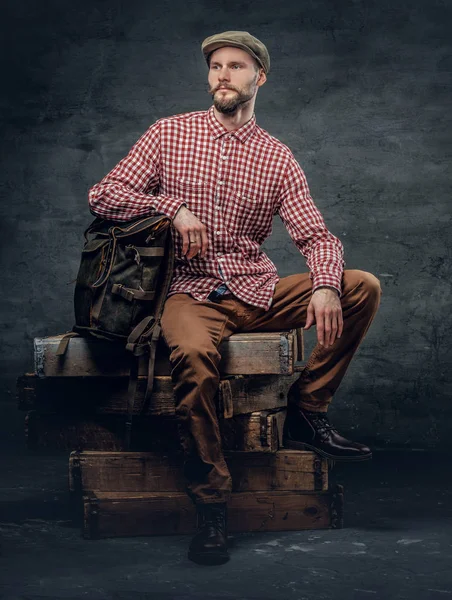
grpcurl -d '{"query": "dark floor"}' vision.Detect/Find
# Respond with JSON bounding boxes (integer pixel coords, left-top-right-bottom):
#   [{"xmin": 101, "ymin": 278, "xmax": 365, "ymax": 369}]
[{"xmin": 1, "ymin": 408, "xmax": 452, "ymax": 600}]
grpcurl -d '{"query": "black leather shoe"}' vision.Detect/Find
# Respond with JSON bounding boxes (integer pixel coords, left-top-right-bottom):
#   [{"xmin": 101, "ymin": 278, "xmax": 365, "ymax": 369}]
[
  {"xmin": 188, "ymin": 503, "xmax": 229, "ymax": 565},
  {"xmin": 283, "ymin": 403, "xmax": 372, "ymax": 462}
]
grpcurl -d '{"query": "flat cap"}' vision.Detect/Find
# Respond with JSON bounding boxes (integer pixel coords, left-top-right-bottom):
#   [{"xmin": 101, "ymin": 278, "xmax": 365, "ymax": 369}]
[{"xmin": 202, "ymin": 31, "xmax": 270, "ymax": 74}]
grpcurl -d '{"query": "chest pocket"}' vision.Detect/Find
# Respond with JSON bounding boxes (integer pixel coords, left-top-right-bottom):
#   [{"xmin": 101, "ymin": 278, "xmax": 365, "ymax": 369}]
[
  {"xmin": 174, "ymin": 176, "xmax": 206, "ymax": 216},
  {"xmin": 229, "ymin": 190, "xmax": 273, "ymax": 238}
]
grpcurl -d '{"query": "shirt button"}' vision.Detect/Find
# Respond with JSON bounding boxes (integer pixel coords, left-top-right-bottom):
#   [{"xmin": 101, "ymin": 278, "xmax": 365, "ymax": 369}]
[
  {"xmin": 216, "ymin": 230, "xmax": 221, "ymax": 235},
  {"xmin": 221, "ymin": 155, "xmax": 228, "ymax": 160},
  {"xmin": 218, "ymin": 181, "xmax": 224, "ymax": 186},
  {"xmin": 217, "ymin": 252, "xmax": 222, "ymax": 257}
]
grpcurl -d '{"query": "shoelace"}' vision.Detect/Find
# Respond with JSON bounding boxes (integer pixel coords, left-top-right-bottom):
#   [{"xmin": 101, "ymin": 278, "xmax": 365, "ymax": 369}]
[{"xmin": 306, "ymin": 412, "xmax": 336, "ymax": 435}]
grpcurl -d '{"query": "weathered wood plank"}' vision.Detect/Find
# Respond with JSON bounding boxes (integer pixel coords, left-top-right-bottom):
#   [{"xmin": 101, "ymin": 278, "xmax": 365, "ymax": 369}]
[
  {"xmin": 222, "ymin": 375, "xmax": 297, "ymax": 417},
  {"xmin": 25, "ymin": 409, "xmax": 287, "ymax": 453},
  {"xmin": 25, "ymin": 411, "xmax": 179, "ymax": 452},
  {"xmin": 82, "ymin": 487, "xmax": 344, "ymax": 538},
  {"xmin": 70, "ymin": 451, "xmax": 185, "ymax": 493},
  {"xmin": 34, "ymin": 330, "xmax": 299, "ymax": 377},
  {"xmin": 17, "ymin": 373, "xmax": 296, "ymax": 418},
  {"xmin": 69, "ymin": 450, "xmax": 328, "ymax": 494},
  {"xmin": 225, "ymin": 450, "xmax": 327, "ymax": 492}
]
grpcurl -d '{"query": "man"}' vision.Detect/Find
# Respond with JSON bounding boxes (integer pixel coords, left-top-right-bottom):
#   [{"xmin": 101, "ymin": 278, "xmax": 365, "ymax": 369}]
[{"xmin": 89, "ymin": 31, "xmax": 381, "ymax": 565}]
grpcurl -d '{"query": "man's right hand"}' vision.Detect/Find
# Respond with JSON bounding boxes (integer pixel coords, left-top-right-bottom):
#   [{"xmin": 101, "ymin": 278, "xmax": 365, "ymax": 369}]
[{"xmin": 172, "ymin": 205, "xmax": 209, "ymax": 259}]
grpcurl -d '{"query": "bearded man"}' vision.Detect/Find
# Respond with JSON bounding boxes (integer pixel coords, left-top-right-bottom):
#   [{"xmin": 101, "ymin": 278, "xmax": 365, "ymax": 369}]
[{"xmin": 89, "ymin": 31, "xmax": 381, "ymax": 566}]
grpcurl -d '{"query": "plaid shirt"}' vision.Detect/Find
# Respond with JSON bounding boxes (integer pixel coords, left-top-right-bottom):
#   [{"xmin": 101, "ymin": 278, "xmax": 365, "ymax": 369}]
[{"xmin": 89, "ymin": 107, "xmax": 344, "ymax": 309}]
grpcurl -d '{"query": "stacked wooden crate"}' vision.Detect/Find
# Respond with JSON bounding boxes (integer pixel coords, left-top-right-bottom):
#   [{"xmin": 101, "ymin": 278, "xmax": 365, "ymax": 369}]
[{"xmin": 17, "ymin": 330, "xmax": 343, "ymax": 538}]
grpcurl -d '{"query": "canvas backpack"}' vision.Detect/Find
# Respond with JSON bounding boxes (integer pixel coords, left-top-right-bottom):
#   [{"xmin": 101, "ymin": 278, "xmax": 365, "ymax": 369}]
[{"xmin": 58, "ymin": 213, "xmax": 174, "ymax": 448}]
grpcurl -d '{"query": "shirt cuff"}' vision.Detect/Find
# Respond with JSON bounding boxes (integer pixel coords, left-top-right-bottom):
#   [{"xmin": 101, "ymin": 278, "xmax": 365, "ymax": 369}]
[
  {"xmin": 311, "ymin": 275, "xmax": 342, "ymax": 297},
  {"xmin": 313, "ymin": 285, "xmax": 341, "ymax": 297},
  {"xmin": 153, "ymin": 195, "xmax": 186, "ymax": 221}
]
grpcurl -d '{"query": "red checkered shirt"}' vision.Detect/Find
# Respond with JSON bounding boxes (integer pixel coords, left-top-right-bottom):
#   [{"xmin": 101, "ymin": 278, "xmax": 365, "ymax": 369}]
[{"xmin": 89, "ymin": 107, "xmax": 344, "ymax": 309}]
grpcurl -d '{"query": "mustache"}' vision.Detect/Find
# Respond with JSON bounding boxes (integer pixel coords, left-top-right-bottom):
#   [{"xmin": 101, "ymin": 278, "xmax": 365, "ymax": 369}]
[{"xmin": 209, "ymin": 84, "xmax": 239, "ymax": 94}]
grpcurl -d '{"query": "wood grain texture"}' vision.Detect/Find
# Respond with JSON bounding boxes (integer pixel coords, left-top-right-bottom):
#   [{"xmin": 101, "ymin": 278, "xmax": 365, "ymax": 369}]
[
  {"xmin": 69, "ymin": 449, "xmax": 328, "ymax": 494},
  {"xmin": 17, "ymin": 373, "xmax": 297, "ymax": 418},
  {"xmin": 222, "ymin": 375, "xmax": 297, "ymax": 417},
  {"xmin": 82, "ymin": 487, "xmax": 343, "ymax": 538},
  {"xmin": 25, "ymin": 411, "xmax": 179, "ymax": 452},
  {"xmin": 34, "ymin": 330, "xmax": 299, "ymax": 377},
  {"xmin": 25, "ymin": 409, "xmax": 287, "ymax": 453}
]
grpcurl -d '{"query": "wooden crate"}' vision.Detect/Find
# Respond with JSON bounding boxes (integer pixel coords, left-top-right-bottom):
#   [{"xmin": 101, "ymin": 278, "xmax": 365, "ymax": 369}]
[
  {"xmin": 25, "ymin": 411, "xmax": 150, "ymax": 452},
  {"xmin": 220, "ymin": 409, "xmax": 286, "ymax": 452},
  {"xmin": 34, "ymin": 330, "xmax": 300, "ymax": 377},
  {"xmin": 25, "ymin": 409, "xmax": 286, "ymax": 453},
  {"xmin": 17, "ymin": 373, "xmax": 295, "ymax": 418},
  {"xmin": 69, "ymin": 450, "xmax": 328, "ymax": 494},
  {"xmin": 82, "ymin": 486, "xmax": 343, "ymax": 538}
]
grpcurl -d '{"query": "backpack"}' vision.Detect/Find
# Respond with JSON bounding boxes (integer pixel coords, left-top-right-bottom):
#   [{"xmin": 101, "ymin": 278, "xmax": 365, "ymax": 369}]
[{"xmin": 58, "ymin": 213, "xmax": 174, "ymax": 449}]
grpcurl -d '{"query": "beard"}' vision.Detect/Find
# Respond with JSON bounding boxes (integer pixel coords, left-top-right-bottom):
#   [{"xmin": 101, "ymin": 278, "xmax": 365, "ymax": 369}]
[{"xmin": 210, "ymin": 80, "xmax": 257, "ymax": 115}]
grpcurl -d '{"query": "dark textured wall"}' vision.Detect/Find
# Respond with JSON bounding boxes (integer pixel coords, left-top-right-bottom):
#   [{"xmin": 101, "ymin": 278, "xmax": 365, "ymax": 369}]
[{"xmin": 1, "ymin": 0, "xmax": 451, "ymax": 447}]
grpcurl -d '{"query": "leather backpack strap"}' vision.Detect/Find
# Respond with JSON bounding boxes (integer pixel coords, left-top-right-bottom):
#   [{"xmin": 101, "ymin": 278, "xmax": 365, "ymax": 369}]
[
  {"xmin": 126, "ymin": 316, "xmax": 155, "ymax": 354},
  {"xmin": 124, "ymin": 354, "xmax": 139, "ymax": 451},
  {"xmin": 55, "ymin": 332, "xmax": 80, "ymax": 356},
  {"xmin": 123, "ymin": 226, "xmax": 175, "ymax": 448},
  {"xmin": 112, "ymin": 284, "xmax": 156, "ymax": 303},
  {"xmin": 92, "ymin": 232, "xmax": 118, "ymax": 289},
  {"xmin": 124, "ymin": 324, "xmax": 161, "ymax": 450},
  {"xmin": 140, "ymin": 230, "xmax": 174, "ymax": 405},
  {"xmin": 153, "ymin": 231, "xmax": 175, "ymax": 324},
  {"xmin": 123, "ymin": 319, "xmax": 161, "ymax": 449},
  {"xmin": 145, "ymin": 323, "xmax": 161, "ymax": 403}
]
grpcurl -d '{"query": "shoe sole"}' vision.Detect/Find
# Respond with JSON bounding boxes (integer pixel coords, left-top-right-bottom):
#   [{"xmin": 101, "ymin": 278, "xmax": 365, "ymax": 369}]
[
  {"xmin": 188, "ymin": 550, "xmax": 230, "ymax": 566},
  {"xmin": 284, "ymin": 439, "xmax": 373, "ymax": 462}
]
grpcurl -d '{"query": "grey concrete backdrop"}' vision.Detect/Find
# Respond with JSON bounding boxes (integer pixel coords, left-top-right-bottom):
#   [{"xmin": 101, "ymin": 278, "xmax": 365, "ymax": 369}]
[{"xmin": 1, "ymin": 0, "xmax": 451, "ymax": 448}]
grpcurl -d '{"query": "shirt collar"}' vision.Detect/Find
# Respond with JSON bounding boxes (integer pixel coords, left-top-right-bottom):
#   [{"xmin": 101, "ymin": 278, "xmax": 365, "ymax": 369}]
[{"xmin": 206, "ymin": 106, "xmax": 257, "ymax": 143}]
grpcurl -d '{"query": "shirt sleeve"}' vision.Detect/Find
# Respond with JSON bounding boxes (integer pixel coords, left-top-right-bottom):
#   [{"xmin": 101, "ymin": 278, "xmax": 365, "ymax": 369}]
[
  {"xmin": 277, "ymin": 155, "xmax": 345, "ymax": 295},
  {"xmin": 88, "ymin": 120, "xmax": 185, "ymax": 222}
]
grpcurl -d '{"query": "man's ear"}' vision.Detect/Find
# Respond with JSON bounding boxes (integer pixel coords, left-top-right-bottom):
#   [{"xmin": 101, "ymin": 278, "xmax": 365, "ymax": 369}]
[{"xmin": 257, "ymin": 69, "xmax": 267, "ymax": 88}]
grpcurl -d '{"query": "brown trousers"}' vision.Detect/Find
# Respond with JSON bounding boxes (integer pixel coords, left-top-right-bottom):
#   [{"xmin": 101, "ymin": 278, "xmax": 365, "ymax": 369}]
[{"xmin": 161, "ymin": 269, "xmax": 381, "ymax": 504}]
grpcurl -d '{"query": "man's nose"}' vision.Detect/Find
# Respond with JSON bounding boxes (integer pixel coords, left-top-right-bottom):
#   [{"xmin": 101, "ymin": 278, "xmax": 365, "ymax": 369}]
[{"xmin": 218, "ymin": 67, "xmax": 230, "ymax": 80}]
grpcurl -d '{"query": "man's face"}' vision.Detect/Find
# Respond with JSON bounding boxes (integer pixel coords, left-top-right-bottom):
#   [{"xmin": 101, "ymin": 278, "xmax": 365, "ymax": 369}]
[{"xmin": 207, "ymin": 46, "xmax": 266, "ymax": 115}]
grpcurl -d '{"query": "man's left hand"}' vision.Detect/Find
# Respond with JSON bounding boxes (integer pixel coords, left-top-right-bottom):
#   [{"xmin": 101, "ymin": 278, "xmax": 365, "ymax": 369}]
[{"xmin": 304, "ymin": 288, "xmax": 343, "ymax": 347}]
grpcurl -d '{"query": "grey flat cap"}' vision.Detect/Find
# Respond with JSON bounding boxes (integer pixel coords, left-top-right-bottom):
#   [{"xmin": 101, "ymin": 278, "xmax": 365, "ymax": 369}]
[{"xmin": 201, "ymin": 30, "xmax": 270, "ymax": 74}]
